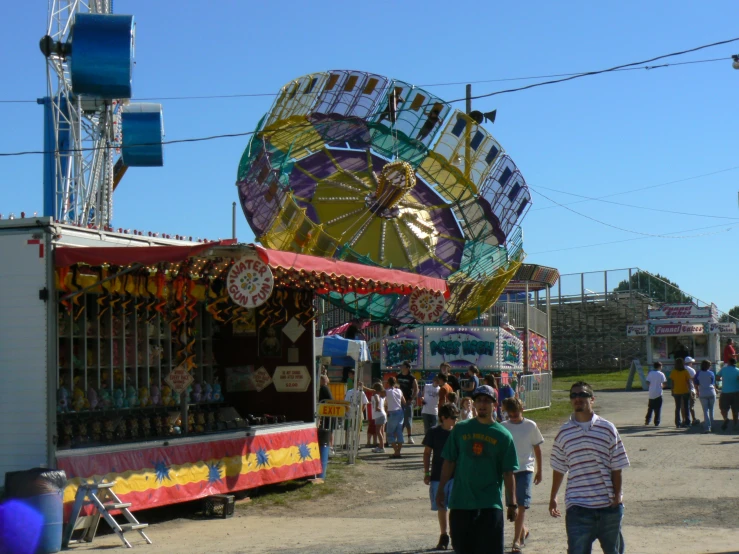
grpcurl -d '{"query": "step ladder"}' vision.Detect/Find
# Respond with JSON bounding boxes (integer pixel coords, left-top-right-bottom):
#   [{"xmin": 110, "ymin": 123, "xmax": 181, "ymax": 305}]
[{"xmin": 63, "ymin": 481, "xmax": 152, "ymax": 549}]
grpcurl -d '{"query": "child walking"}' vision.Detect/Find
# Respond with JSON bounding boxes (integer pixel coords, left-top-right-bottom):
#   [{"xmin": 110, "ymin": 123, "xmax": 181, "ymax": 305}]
[
  {"xmin": 501, "ymin": 397, "xmax": 544, "ymax": 553},
  {"xmin": 422, "ymin": 402, "xmax": 460, "ymax": 551},
  {"xmin": 371, "ymin": 383, "xmax": 387, "ymax": 453}
]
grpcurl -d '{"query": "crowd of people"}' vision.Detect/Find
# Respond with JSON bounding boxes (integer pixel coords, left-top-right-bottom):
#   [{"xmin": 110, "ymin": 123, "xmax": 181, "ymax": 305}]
[
  {"xmin": 645, "ymin": 353, "xmax": 739, "ymax": 433},
  {"xmin": 318, "ymin": 363, "xmax": 631, "ymax": 554}
]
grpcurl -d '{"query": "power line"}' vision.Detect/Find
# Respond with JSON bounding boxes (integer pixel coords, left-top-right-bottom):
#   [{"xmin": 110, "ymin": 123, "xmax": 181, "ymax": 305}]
[
  {"xmin": 1, "ymin": 50, "xmax": 733, "ymax": 105},
  {"xmin": 530, "ymin": 183, "xmax": 739, "ymax": 220},
  {"xmin": 1, "ymin": 37, "xmax": 737, "ymax": 156},
  {"xmin": 447, "ymin": 37, "xmax": 739, "ymax": 103},
  {"xmin": 417, "ymin": 56, "xmax": 730, "ymax": 87},
  {"xmin": 528, "ymin": 186, "xmax": 738, "ymax": 239},
  {"xmin": 531, "ymin": 166, "xmax": 739, "ymax": 211},
  {"xmin": 527, "ymin": 221, "xmax": 739, "ymax": 255}
]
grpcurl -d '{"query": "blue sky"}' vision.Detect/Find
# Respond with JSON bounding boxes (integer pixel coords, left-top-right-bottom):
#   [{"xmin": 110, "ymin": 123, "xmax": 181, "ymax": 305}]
[{"xmin": 2, "ymin": 1, "xmax": 739, "ymax": 311}]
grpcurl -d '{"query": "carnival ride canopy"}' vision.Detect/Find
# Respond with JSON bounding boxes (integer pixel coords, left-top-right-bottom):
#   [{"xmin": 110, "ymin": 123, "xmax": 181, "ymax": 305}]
[{"xmin": 237, "ymin": 70, "xmax": 533, "ymax": 324}]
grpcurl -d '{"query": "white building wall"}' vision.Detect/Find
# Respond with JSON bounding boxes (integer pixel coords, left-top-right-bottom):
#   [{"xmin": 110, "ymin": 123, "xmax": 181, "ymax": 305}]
[{"xmin": 0, "ymin": 230, "xmax": 49, "ymax": 485}]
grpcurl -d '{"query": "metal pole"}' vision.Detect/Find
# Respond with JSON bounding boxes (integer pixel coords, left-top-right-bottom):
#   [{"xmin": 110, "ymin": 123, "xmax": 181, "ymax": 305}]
[
  {"xmin": 465, "ymin": 84, "xmax": 472, "ymax": 181},
  {"xmin": 546, "ymin": 285, "xmax": 552, "ymax": 373},
  {"xmin": 232, "ymin": 201, "xmax": 237, "ymax": 240},
  {"xmin": 525, "ymin": 282, "xmax": 530, "ymax": 372}
]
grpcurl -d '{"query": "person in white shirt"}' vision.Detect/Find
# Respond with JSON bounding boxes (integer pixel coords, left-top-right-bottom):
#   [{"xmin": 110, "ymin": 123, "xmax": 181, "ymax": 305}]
[
  {"xmin": 684, "ymin": 356, "xmax": 699, "ymax": 426},
  {"xmin": 645, "ymin": 362, "xmax": 667, "ymax": 427},
  {"xmin": 385, "ymin": 376, "xmax": 407, "ymax": 459},
  {"xmin": 344, "ymin": 382, "xmax": 369, "ymax": 442},
  {"xmin": 502, "ymin": 397, "xmax": 544, "ymax": 553},
  {"xmin": 371, "ymin": 383, "xmax": 387, "ymax": 453},
  {"xmin": 421, "ymin": 376, "xmax": 441, "ymax": 434}
]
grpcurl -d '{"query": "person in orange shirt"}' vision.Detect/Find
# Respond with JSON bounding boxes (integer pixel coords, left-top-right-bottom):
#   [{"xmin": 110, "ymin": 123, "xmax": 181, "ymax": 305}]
[
  {"xmin": 437, "ymin": 373, "xmax": 453, "ymax": 407},
  {"xmin": 670, "ymin": 358, "xmax": 692, "ymax": 428},
  {"xmin": 723, "ymin": 339, "xmax": 736, "ymax": 365}
]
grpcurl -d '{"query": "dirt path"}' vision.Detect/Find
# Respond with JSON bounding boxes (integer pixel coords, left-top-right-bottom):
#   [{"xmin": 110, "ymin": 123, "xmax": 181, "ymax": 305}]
[{"xmin": 74, "ymin": 391, "xmax": 739, "ymax": 553}]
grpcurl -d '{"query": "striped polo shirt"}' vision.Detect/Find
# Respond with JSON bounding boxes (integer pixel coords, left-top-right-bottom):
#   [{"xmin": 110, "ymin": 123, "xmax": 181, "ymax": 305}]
[{"xmin": 550, "ymin": 414, "xmax": 630, "ymax": 509}]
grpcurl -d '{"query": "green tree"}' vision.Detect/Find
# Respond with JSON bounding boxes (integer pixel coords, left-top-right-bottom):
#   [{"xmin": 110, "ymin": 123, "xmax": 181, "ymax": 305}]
[
  {"xmin": 719, "ymin": 306, "xmax": 739, "ymax": 322},
  {"xmin": 613, "ymin": 271, "xmax": 691, "ymax": 303}
]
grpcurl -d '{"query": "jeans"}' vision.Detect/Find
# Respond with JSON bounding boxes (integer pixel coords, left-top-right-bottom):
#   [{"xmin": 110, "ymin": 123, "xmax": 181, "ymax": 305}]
[
  {"xmin": 673, "ymin": 393, "xmax": 690, "ymax": 427},
  {"xmin": 402, "ymin": 404, "xmax": 413, "ymax": 432},
  {"xmin": 386, "ymin": 410, "xmax": 404, "ymax": 444},
  {"xmin": 450, "ymin": 508, "xmax": 504, "ymax": 554},
  {"xmin": 422, "ymin": 413, "xmax": 438, "ymax": 434},
  {"xmin": 645, "ymin": 396, "xmax": 662, "ymax": 425},
  {"xmin": 699, "ymin": 395, "xmax": 716, "ymax": 431},
  {"xmin": 565, "ymin": 504, "xmax": 624, "ymax": 554}
]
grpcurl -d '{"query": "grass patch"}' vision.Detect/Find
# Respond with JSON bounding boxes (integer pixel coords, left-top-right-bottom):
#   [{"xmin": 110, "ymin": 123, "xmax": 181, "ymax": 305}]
[
  {"xmin": 524, "ymin": 369, "xmax": 632, "ymax": 430},
  {"xmin": 553, "ymin": 368, "xmax": 631, "ymax": 392},
  {"xmin": 238, "ymin": 460, "xmax": 355, "ymax": 510}
]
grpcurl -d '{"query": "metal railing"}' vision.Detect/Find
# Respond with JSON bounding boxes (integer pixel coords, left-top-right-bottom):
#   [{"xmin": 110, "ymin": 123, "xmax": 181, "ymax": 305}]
[{"xmin": 520, "ymin": 372, "xmax": 552, "ymax": 412}]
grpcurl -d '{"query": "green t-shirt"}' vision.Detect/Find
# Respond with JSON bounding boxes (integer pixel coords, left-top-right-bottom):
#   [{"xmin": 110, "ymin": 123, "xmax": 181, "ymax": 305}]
[{"xmin": 441, "ymin": 418, "xmax": 519, "ymax": 510}]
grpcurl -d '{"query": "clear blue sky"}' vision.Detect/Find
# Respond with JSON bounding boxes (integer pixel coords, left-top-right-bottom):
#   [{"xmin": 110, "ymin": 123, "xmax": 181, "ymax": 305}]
[{"xmin": 2, "ymin": 1, "xmax": 739, "ymax": 311}]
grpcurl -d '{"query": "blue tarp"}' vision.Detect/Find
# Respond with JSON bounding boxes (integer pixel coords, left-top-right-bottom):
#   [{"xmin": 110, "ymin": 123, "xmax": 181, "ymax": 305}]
[{"xmin": 315, "ymin": 335, "xmax": 370, "ymax": 367}]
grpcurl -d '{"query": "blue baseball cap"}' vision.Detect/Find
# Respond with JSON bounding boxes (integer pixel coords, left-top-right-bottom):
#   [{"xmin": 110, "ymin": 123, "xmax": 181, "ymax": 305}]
[{"xmin": 472, "ymin": 385, "xmax": 497, "ymax": 402}]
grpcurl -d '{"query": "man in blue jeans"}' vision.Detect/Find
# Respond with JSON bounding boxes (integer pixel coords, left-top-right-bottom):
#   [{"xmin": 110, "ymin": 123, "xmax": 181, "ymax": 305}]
[
  {"xmin": 396, "ymin": 361, "xmax": 419, "ymax": 444},
  {"xmin": 549, "ymin": 382, "xmax": 630, "ymax": 554}
]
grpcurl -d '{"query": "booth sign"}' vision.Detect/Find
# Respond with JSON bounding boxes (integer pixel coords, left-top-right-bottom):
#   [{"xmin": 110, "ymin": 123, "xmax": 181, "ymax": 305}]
[
  {"xmin": 650, "ymin": 323, "xmax": 705, "ymax": 336},
  {"xmin": 425, "ymin": 327, "xmax": 497, "ymax": 370},
  {"xmin": 165, "ymin": 362, "xmax": 194, "ymax": 394},
  {"xmin": 273, "ymin": 366, "xmax": 311, "ymax": 392},
  {"xmin": 408, "ymin": 290, "xmax": 446, "ymax": 324},
  {"xmin": 253, "ymin": 366, "xmax": 273, "ymax": 392},
  {"xmin": 626, "ymin": 324, "xmax": 648, "ymax": 337},
  {"xmin": 708, "ymin": 322, "xmax": 737, "ymax": 334},
  {"xmin": 647, "ymin": 303, "xmax": 715, "ymax": 320},
  {"xmin": 227, "ymin": 253, "xmax": 274, "ymax": 308}
]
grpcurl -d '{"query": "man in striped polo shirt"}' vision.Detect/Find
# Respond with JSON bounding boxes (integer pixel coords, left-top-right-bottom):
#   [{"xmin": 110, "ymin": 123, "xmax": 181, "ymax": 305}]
[{"xmin": 549, "ymin": 382, "xmax": 629, "ymax": 554}]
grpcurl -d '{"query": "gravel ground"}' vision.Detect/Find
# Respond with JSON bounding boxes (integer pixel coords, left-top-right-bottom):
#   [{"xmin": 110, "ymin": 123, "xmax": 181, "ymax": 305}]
[{"xmin": 72, "ymin": 391, "xmax": 739, "ymax": 553}]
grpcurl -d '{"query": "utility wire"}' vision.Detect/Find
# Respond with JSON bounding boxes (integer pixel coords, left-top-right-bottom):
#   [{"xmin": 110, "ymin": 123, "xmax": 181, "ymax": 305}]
[
  {"xmin": 445, "ymin": 38, "xmax": 739, "ymax": 103},
  {"xmin": 528, "ymin": 186, "xmax": 738, "ymax": 239},
  {"xmin": 1, "ymin": 38, "xmax": 737, "ymax": 157},
  {"xmin": 530, "ymin": 183, "xmax": 739, "ymax": 220},
  {"xmin": 528, "ymin": 221, "xmax": 739, "ymax": 255},
  {"xmin": 1, "ymin": 50, "xmax": 733, "ymax": 104},
  {"xmin": 417, "ymin": 56, "xmax": 730, "ymax": 87},
  {"xmin": 531, "ymin": 166, "xmax": 739, "ymax": 211}
]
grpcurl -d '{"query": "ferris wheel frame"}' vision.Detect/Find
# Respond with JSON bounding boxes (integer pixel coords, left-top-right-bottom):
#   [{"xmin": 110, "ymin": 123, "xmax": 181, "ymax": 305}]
[{"xmin": 42, "ymin": 0, "xmax": 125, "ymax": 227}]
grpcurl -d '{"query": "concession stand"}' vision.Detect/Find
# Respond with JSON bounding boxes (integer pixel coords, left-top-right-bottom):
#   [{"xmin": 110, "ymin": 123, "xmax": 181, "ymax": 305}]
[
  {"xmin": 627, "ymin": 302, "xmax": 736, "ymax": 376},
  {"xmin": 0, "ymin": 217, "xmax": 448, "ymax": 517}
]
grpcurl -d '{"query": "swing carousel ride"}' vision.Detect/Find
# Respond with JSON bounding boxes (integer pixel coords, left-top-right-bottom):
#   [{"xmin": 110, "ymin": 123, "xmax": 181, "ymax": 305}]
[{"xmin": 236, "ymin": 70, "xmax": 532, "ymax": 325}]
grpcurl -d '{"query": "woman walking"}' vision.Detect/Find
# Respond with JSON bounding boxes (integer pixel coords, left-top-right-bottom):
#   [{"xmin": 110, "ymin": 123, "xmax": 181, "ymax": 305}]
[
  {"xmin": 695, "ymin": 360, "xmax": 717, "ymax": 433},
  {"xmin": 670, "ymin": 358, "xmax": 691, "ymax": 428},
  {"xmin": 385, "ymin": 376, "xmax": 406, "ymax": 458}
]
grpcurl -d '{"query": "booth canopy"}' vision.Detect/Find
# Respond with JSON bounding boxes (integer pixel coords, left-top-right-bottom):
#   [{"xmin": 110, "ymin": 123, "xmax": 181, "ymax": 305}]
[
  {"xmin": 315, "ymin": 335, "xmax": 370, "ymax": 368},
  {"xmin": 54, "ymin": 242, "xmax": 449, "ymax": 298}
]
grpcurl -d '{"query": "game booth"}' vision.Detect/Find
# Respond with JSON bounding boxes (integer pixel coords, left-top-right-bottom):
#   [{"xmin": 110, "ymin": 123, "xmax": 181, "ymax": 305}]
[
  {"xmin": 380, "ymin": 325, "xmax": 525, "ymax": 382},
  {"xmin": 0, "ymin": 218, "xmax": 448, "ymax": 520},
  {"xmin": 627, "ymin": 302, "xmax": 737, "ymax": 377}
]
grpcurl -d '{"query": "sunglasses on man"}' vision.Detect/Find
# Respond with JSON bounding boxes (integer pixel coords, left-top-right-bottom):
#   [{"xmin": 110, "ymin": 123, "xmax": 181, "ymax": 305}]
[{"xmin": 569, "ymin": 391, "xmax": 593, "ymax": 399}]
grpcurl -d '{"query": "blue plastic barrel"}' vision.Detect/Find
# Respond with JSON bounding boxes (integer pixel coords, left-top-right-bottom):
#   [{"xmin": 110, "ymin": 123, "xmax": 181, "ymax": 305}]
[
  {"xmin": 0, "ymin": 493, "xmax": 62, "ymax": 554},
  {"xmin": 25, "ymin": 493, "xmax": 63, "ymax": 554},
  {"xmin": 121, "ymin": 103, "xmax": 164, "ymax": 166},
  {"xmin": 70, "ymin": 14, "xmax": 134, "ymax": 99}
]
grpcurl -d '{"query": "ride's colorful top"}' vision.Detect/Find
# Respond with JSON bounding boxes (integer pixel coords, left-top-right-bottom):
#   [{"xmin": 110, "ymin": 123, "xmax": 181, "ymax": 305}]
[{"xmin": 237, "ymin": 70, "xmax": 532, "ymax": 324}]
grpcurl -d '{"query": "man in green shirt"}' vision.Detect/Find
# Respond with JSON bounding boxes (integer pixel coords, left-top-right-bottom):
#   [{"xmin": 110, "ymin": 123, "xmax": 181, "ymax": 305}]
[{"xmin": 436, "ymin": 385, "xmax": 519, "ymax": 554}]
